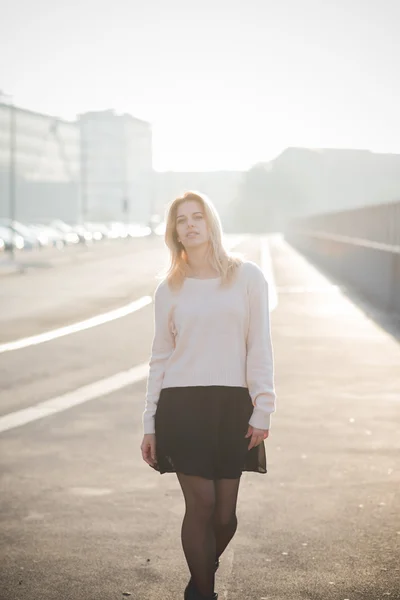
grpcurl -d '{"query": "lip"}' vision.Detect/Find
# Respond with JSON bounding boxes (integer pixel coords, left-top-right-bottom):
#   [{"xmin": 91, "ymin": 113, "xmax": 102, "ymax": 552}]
[{"xmin": 186, "ymin": 232, "xmax": 198, "ymax": 238}]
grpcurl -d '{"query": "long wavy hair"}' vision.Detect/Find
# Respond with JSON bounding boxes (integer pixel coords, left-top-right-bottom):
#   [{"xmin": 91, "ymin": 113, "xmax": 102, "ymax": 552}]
[{"xmin": 157, "ymin": 191, "xmax": 244, "ymax": 291}]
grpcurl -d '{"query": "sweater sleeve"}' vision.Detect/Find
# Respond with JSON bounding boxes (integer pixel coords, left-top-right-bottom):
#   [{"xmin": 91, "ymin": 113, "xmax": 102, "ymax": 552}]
[
  {"xmin": 245, "ymin": 263, "xmax": 276, "ymax": 430},
  {"xmin": 142, "ymin": 282, "xmax": 175, "ymax": 434}
]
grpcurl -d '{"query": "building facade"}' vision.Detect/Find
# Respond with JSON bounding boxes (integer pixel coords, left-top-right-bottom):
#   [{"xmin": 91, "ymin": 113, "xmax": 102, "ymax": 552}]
[
  {"xmin": 0, "ymin": 101, "xmax": 80, "ymax": 223},
  {"xmin": 79, "ymin": 110, "xmax": 153, "ymax": 223}
]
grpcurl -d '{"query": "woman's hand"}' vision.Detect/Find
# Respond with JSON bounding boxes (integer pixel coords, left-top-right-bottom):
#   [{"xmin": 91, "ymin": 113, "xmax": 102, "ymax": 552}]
[
  {"xmin": 141, "ymin": 433, "xmax": 157, "ymax": 467},
  {"xmin": 245, "ymin": 425, "xmax": 269, "ymax": 450}
]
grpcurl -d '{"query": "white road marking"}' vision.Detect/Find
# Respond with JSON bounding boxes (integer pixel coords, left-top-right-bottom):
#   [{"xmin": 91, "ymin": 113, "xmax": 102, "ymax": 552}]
[
  {"xmin": 276, "ymin": 285, "xmax": 340, "ymax": 293},
  {"xmin": 261, "ymin": 236, "xmax": 278, "ymax": 311},
  {"xmin": 0, "ymin": 363, "xmax": 149, "ymax": 434},
  {"xmin": 0, "ymin": 235, "xmax": 246, "ymax": 355},
  {"xmin": 0, "ymin": 296, "xmax": 152, "ymax": 354},
  {"xmin": 0, "ymin": 233, "xmax": 269, "ymax": 435}
]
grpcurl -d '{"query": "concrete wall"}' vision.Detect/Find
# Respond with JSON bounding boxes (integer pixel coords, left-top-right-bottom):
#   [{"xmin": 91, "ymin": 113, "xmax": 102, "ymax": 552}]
[{"xmin": 285, "ymin": 200, "xmax": 400, "ymax": 315}]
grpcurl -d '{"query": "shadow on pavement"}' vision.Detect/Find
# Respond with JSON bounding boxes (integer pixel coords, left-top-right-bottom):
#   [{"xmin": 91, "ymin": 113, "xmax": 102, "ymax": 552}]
[{"xmin": 285, "ymin": 244, "xmax": 400, "ymax": 344}]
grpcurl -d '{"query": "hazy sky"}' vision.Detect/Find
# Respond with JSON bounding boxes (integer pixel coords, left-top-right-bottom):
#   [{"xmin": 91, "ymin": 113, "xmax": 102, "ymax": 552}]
[{"xmin": 1, "ymin": 0, "xmax": 399, "ymax": 171}]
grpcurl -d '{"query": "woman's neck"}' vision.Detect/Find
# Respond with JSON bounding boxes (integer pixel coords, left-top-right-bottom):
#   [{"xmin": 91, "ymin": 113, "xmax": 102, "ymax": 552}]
[{"xmin": 185, "ymin": 256, "xmax": 219, "ymax": 278}]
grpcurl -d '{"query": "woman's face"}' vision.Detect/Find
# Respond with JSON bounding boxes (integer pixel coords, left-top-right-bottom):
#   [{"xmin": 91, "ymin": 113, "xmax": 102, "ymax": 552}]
[{"xmin": 175, "ymin": 200, "xmax": 209, "ymax": 248}]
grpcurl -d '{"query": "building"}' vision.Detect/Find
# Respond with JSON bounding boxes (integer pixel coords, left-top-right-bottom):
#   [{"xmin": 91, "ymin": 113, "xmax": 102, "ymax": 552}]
[
  {"xmin": 261, "ymin": 147, "xmax": 400, "ymax": 217},
  {"xmin": 228, "ymin": 147, "xmax": 400, "ymax": 233},
  {"xmin": 0, "ymin": 100, "xmax": 80, "ymax": 223},
  {"xmin": 78, "ymin": 110, "xmax": 153, "ymax": 223}
]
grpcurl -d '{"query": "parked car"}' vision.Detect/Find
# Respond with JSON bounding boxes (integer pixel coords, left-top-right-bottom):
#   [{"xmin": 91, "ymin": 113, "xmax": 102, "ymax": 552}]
[
  {"xmin": 49, "ymin": 220, "xmax": 81, "ymax": 245},
  {"xmin": 0, "ymin": 219, "xmax": 41, "ymax": 250},
  {"xmin": 0, "ymin": 224, "xmax": 24, "ymax": 251},
  {"xmin": 153, "ymin": 221, "xmax": 166, "ymax": 236},
  {"xmin": 28, "ymin": 224, "xmax": 67, "ymax": 249},
  {"xmin": 32, "ymin": 219, "xmax": 83, "ymax": 247},
  {"xmin": 89, "ymin": 222, "xmax": 116, "ymax": 239},
  {"xmin": 128, "ymin": 223, "xmax": 152, "ymax": 237},
  {"xmin": 69, "ymin": 224, "xmax": 93, "ymax": 243},
  {"xmin": 105, "ymin": 221, "xmax": 129, "ymax": 239},
  {"xmin": 81, "ymin": 222, "xmax": 104, "ymax": 241}
]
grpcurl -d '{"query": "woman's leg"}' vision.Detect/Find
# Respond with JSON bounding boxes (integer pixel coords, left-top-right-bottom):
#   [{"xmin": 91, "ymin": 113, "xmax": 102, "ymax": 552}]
[
  {"xmin": 176, "ymin": 472, "xmax": 217, "ymax": 598},
  {"xmin": 213, "ymin": 477, "xmax": 241, "ymax": 560}
]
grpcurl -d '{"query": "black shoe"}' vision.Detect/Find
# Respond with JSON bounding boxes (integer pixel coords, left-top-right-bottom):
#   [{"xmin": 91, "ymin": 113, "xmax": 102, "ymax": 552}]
[
  {"xmin": 184, "ymin": 584, "xmax": 218, "ymax": 599},
  {"xmin": 185, "ymin": 579, "xmax": 218, "ymax": 600},
  {"xmin": 184, "ymin": 561, "xmax": 219, "ymax": 599}
]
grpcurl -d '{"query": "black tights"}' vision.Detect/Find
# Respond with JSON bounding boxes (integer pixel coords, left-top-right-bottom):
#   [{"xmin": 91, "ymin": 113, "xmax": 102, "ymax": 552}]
[{"xmin": 177, "ymin": 473, "xmax": 241, "ymax": 598}]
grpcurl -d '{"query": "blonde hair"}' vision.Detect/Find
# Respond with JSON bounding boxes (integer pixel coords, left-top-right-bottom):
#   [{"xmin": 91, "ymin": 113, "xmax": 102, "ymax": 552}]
[{"xmin": 157, "ymin": 191, "xmax": 244, "ymax": 291}]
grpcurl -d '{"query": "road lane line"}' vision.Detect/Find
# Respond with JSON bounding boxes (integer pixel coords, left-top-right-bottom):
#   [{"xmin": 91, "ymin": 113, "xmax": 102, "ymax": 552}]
[
  {"xmin": 0, "ymin": 234, "xmax": 272, "ymax": 434},
  {"xmin": 0, "ymin": 363, "xmax": 149, "ymax": 434},
  {"xmin": 261, "ymin": 236, "xmax": 278, "ymax": 311},
  {"xmin": 0, "ymin": 235, "xmax": 246, "ymax": 355},
  {"xmin": 0, "ymin": 296, "xmax": 152, "ymax": 354}
]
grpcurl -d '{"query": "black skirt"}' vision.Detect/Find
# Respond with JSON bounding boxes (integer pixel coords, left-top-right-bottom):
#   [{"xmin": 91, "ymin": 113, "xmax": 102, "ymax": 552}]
[{"xmin": 151, "ymin": 386, "xmax": 267, "ymax": 479}]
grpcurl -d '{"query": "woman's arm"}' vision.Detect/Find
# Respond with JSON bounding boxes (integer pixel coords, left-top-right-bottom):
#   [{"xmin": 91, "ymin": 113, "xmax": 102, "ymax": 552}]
[
  {"xmin": 142, "ymin": 282, "xmax": 175, "ymax": 434},
  {"xmin": 245, "ymin": 263, "xmax": 276, "ymax": 431}
]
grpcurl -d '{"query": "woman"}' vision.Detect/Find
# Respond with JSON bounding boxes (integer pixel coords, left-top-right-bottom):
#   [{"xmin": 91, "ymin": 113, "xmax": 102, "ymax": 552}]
[{"xmin": 140, "ymin": 191, "xmax": 276, "ymax": 600}]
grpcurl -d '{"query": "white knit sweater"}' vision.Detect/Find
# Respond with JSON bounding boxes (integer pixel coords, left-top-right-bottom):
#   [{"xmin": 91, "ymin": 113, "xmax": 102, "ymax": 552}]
[{"xmin": 142, "ymin": 261, "xmax": 276, "ymax": 435}]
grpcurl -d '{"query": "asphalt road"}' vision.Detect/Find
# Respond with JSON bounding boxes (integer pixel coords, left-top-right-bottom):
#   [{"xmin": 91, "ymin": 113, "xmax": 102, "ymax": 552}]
[{"xmin": 0, "ymin": 234, "xmax": 399, "ymax": 600}]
